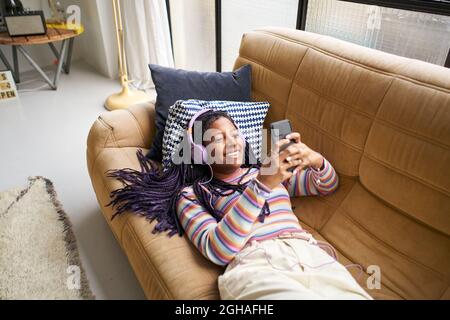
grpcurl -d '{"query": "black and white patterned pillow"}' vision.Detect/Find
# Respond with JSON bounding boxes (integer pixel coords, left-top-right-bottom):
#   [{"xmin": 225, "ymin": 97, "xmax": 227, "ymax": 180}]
[{"xmin": 161, "ymin": 99, "xmax": 270, "ymax": 168}]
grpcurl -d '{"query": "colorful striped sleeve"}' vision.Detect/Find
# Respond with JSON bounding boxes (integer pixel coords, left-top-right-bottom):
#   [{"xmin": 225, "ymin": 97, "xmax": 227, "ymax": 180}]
[
  {"xmin": 282, "ymin": 158, "xmax": 339, "ymax": 197},
  {"xmin": 176, "ymin": 179, "xmax": 271, "ymax": 266}
]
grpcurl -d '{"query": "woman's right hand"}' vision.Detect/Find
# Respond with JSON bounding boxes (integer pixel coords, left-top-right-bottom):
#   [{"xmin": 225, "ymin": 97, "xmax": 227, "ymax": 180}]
[{"xmin": 256, "ymin": 137, "xmax": 304, "ymax": 190}]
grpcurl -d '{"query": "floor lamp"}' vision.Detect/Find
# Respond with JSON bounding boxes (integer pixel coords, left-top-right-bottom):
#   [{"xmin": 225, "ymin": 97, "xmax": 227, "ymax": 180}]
[{"xmin": 105, "ymin": 0, "xmax": 151, "ymax": 111}]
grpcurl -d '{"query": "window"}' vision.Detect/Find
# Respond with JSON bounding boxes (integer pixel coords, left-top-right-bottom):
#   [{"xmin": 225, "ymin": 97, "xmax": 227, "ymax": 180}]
[
  {"xmin": 166, "ymin": 0, "xmax": 450, "ymax": 71},
  {"xmin": 305, "ymin": 0, "xmax": 450, "ymax": 67}
]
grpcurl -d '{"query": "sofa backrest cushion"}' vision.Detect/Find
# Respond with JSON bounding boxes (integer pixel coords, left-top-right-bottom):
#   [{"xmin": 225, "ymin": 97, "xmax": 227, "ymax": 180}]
[{"xmin": 234, "ymin": 27, "xmax": 450, "ymax": 177}]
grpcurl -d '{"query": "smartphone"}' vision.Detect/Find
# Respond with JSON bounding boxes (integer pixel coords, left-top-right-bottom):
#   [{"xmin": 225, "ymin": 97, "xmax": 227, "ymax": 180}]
[{"xmin": 270, "ymin": 119, "xmax": 297, "ymax": 172}]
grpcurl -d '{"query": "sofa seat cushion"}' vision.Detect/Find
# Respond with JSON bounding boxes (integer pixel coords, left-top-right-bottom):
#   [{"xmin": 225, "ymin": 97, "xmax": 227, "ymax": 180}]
[
  {"xmin": 290, "ymin": 174, "xmax": 357, "ymax": 231},
  {"xmin": 291, "ymin": 175, "xmax": 401, "ymax": 300},
  {"xmin": 321, "ymin": 181, "xmax": 450, "ymax": 300},
  {"xmin": 299, "ymin": 222, "xmax": 401, "ymax": 300}
]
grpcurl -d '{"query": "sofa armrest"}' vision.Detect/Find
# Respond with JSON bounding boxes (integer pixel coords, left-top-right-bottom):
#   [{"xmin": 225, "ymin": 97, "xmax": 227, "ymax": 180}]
[
  {"xmin": 90, "ymin": 102, "xmax": 156, "ymax": 149},
  {"xmin": 87, "ymin": 102, "xmax": 156, "ymax": 172}
]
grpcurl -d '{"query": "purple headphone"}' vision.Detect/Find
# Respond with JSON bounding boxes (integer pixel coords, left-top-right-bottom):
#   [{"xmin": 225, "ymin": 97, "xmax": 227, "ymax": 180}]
[{"xmin": 186, "ymin": 108, "xmax": 246, "ymax": 164}]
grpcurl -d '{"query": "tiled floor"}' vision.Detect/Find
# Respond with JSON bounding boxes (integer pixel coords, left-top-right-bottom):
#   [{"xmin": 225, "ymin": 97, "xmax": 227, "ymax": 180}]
[{"xmin": 0, "ymin": 61, "xmax": 155, "ymax": 299}]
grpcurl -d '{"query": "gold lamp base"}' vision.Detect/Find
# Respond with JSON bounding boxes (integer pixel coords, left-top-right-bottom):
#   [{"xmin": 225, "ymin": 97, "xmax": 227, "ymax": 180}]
[{"xmin": 104, "ymin": 85, "xmax": 152, "ymax": 111}]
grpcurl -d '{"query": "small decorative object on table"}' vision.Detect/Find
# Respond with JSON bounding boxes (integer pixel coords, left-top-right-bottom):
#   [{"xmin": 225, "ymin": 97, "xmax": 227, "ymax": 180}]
[
  {"xmin": 47, "ymin": 0, "xmax": 67, "ymax": 24},
  {"xmin": 4, "ymin": 10, "xmax": 47, "ymax": 37},
  {"xmin": 0, "ymin": 70, "xmax": 18, "ymax": 102}
]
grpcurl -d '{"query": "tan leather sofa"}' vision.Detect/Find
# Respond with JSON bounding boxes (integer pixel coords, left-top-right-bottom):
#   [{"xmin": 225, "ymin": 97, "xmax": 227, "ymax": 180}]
[{"xmin": 87, "ymin": 27, "xmax": 450, "ymax": 300}]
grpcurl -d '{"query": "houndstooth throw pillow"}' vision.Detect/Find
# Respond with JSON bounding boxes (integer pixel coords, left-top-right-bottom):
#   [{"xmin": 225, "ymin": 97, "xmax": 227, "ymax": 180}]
[{"xmin": 161, "ymin": 99, "xmax": 270, "ymax": 168}]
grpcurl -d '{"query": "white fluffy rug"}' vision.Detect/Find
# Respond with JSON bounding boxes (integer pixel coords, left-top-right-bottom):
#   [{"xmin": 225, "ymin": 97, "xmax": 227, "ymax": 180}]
[{"xmin": 0, "ymin": 176, "xmax": 94, "ymax": 299}]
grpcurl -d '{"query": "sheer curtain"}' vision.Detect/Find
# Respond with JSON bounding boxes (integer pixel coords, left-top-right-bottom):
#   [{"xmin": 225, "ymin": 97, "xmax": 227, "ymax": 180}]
[{"xmin": 121, "ymin": 0, "xmax": 174, "ymax": 90}]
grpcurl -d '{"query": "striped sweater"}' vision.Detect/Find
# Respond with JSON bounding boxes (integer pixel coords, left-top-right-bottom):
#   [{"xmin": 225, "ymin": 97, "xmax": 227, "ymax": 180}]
[{"xmin": 176, "ymin": 158, "xmax": 339, "ymax": 266}]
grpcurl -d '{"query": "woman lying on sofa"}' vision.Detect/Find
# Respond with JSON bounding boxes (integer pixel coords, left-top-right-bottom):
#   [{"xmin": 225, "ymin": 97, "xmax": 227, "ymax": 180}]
[{"xmin": 107, "ymin": 109, "xmax": 372, "ymax": 300}]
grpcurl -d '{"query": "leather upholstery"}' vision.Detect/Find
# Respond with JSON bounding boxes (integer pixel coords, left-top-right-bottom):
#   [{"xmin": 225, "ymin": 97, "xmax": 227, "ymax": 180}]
[{"xmin": 86, "ymin": 27, "xmax": 450, "ymax": 299}]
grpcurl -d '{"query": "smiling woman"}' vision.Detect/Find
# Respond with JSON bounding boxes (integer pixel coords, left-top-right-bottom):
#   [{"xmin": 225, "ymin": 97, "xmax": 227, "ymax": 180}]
[
  {"xmin": 106, "ymin": 108, "xmax": 371, "ymax": 300},
  {"xmin": 172, "ymin": 110, "xmax": 372, "ymax": 300},
  {"xmin": 192, "ymin": 110, "xmax": 246, "ymax": 174}
]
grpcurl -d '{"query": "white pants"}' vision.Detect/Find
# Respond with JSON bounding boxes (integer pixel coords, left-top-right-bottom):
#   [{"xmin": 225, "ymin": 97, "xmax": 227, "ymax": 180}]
[{"xmin": 218, "ymin": 235, "xmax": 373, "ymax": 300}]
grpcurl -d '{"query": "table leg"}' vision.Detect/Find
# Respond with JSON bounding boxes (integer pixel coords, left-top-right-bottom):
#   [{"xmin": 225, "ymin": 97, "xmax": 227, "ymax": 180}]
[
  {"xmin": 0, "ymin": 47, "xmax": 15, "ymax": 76},
  {"xmin": 53, "ymin": 40, "xmax": 68, "ymax": 89},
  {"xmin": 64, "ymin": 38, "xmax": 75, "ymax": 74},
  {"xmin": 17, "ymin": 45, "xmax": 55, "ymax": 89},
  {"xmin": 48, "ymin": 42, "xmax": 59, "ymax": 58},
  {"xmin": 48, "ymin": 42, "xmax": 67, "ymax": 72},
  {"xmin": 16, "ymin": 39, "xmax": 69, "ymax": 90},
  {"xmin": 12, "ymin": 46, "xmax": 20, "ymax": 83}
]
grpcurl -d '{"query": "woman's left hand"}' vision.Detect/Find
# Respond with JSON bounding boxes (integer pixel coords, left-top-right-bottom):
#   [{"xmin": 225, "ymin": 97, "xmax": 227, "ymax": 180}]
[{"xmin": 284, "ymin": 132, "xmax": 324, "ymax": 172}]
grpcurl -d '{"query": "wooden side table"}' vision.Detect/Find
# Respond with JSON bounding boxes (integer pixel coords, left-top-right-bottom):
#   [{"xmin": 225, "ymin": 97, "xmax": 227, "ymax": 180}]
[{"xmin": 0, "ymin": 26, "xmax": 83, "ymax": 90}]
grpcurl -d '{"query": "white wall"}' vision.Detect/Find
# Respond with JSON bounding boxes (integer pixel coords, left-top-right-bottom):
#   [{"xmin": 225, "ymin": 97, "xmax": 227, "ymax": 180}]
[{"xmin": 71, "ymin": 0, "xmax": 118, "ymax": 78}]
